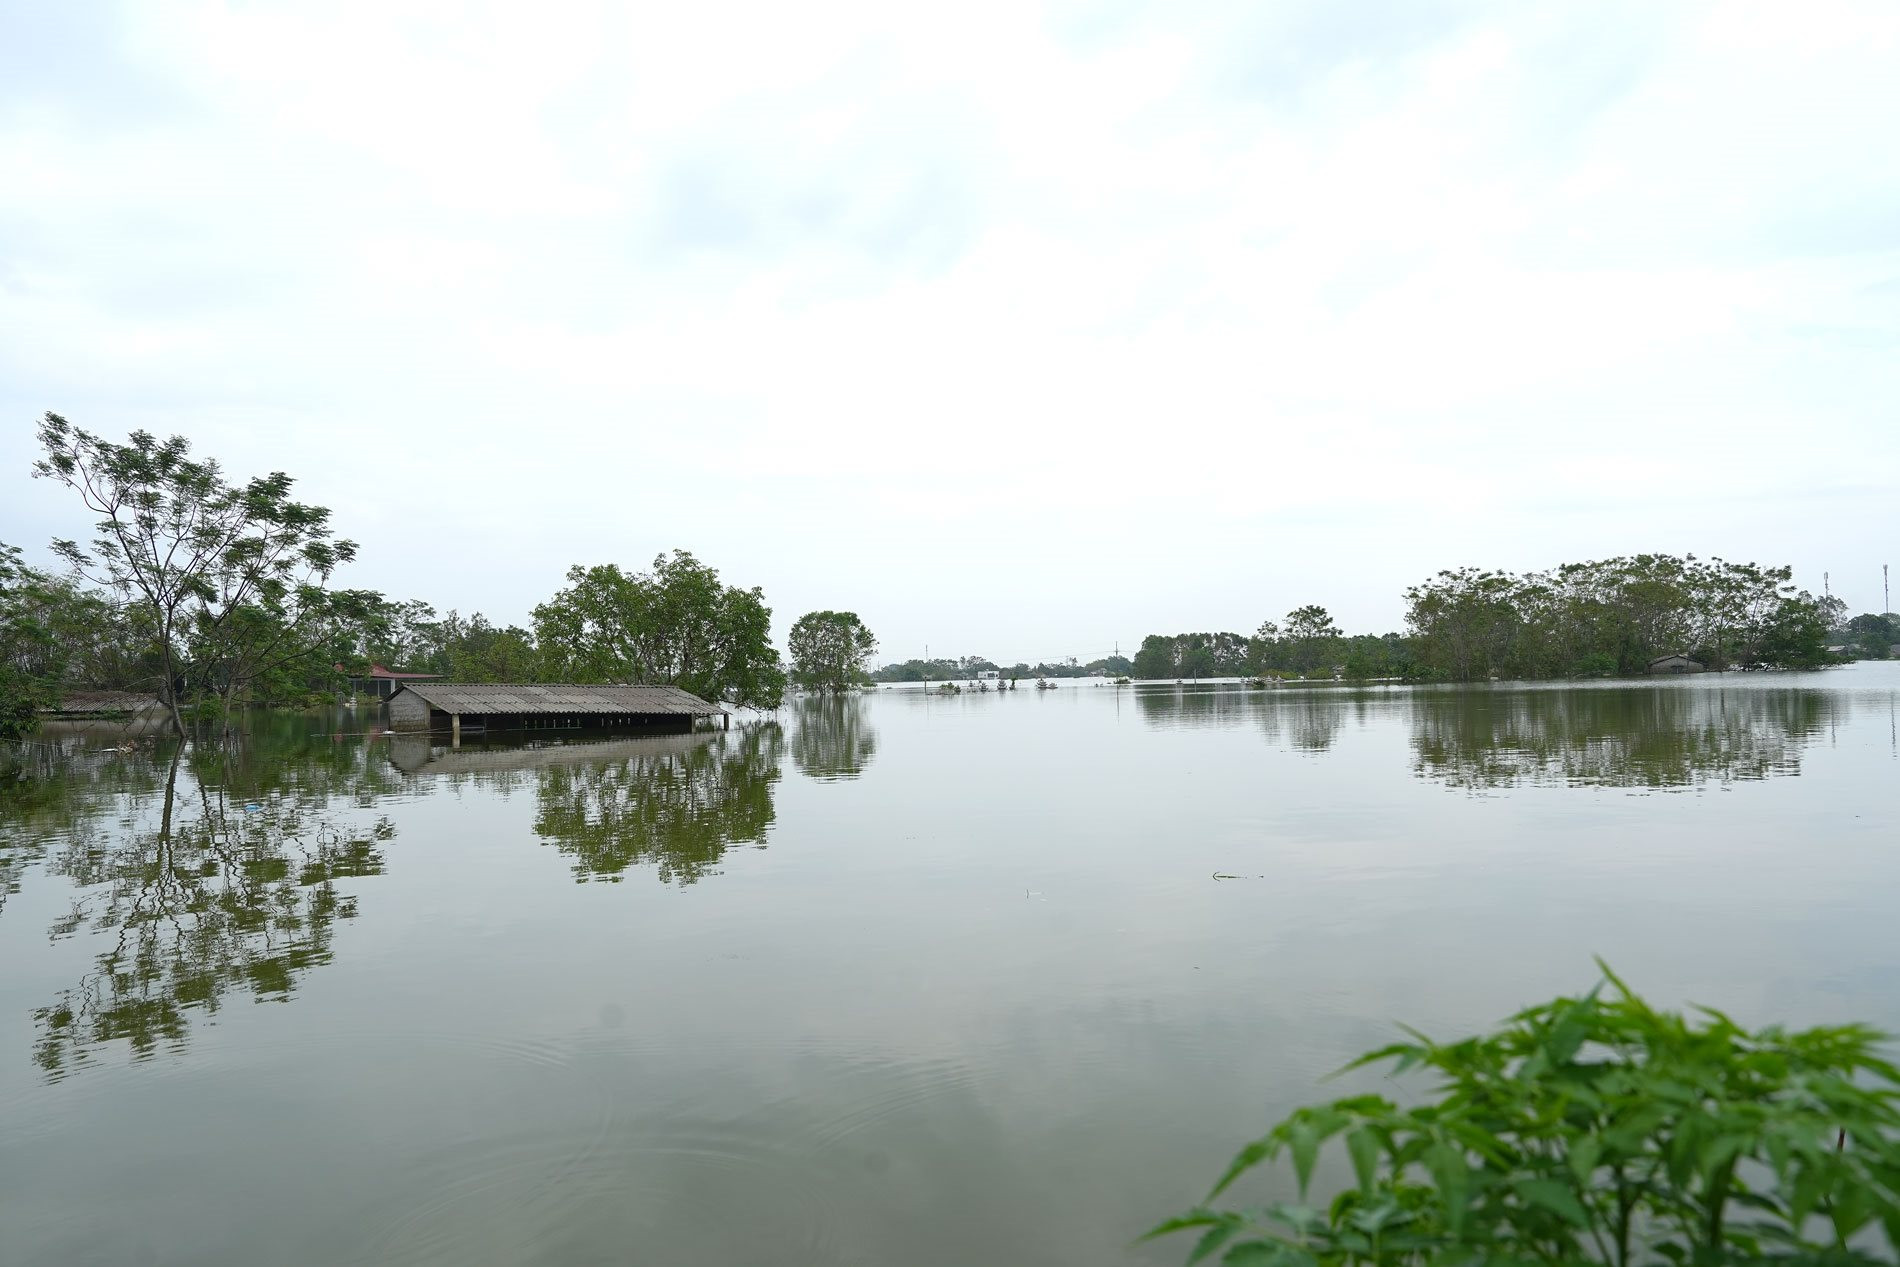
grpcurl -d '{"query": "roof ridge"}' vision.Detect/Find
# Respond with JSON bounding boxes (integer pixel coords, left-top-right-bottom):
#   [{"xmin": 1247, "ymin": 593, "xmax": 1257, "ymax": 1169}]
[{"xmin": 388, "ymin": 680, "xmax": 722, "ymax": 715}]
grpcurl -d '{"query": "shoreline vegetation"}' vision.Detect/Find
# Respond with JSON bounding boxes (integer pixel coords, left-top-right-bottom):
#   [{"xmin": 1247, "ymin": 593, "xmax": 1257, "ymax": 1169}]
[{"xmin": 2, "ymin": 417, "xmax": 1892, "ymax": 748}]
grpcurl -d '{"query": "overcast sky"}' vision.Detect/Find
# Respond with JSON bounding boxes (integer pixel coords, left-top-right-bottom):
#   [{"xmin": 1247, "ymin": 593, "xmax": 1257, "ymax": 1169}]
[{"xmin": 3, "ymin": 1, "xmax": 1896, "ymax": 664}]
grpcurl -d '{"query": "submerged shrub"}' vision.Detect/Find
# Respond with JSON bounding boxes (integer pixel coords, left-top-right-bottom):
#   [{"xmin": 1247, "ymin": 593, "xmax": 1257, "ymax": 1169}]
[{"xmin": 1149, "ymin": 963, "xmax": 1900, "ymax": 1265}]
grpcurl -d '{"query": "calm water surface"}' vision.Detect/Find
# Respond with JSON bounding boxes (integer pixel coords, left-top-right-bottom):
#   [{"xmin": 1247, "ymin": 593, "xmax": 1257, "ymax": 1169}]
[{"xmin": 3, "ymin": 666, "xmax": 1898, "ymax": 1265}]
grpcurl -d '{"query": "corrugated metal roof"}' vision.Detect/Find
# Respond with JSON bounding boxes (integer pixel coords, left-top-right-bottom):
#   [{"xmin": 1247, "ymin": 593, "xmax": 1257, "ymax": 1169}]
[
  {"xmin": 389, "ymin": 682, "xmax": 724, "ymax": 716},
  {"xmin": 44, "ymin": 691, "xmax": 167, "ymax": 715}
]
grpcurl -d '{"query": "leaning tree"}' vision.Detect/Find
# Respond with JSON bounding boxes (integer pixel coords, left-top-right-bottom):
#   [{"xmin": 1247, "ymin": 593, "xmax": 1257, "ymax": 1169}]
[{"xmin": 34, "ymin": 414, "xmax": 355, "ymax": 734}]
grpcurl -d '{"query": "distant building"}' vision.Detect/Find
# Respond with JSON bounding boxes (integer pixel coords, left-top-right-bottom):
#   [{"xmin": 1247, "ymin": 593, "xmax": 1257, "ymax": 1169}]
[
  {"xmin": 337, "ymin": 662, "xmax": 444, "ymax": 698},
  {"xmin": 976, "ymin": 669, "xmax": 999, "ymax": 681},
  {"xmin": 1647, "ymin": 654, "xmax": 1706, "ymax": 674}
]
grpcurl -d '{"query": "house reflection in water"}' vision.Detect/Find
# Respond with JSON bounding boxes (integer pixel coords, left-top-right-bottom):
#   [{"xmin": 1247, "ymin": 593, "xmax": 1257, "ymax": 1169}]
[
  {"xmin": 386, "ymin": 730, "xmax": 718, "ymax": 777},
  {"xmin": 387, "ymin": 725, "xmax": 785, "ymax": 887}
]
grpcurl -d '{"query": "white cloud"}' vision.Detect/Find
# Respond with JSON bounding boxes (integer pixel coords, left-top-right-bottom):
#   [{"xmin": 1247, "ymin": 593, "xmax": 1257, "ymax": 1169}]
[{"xmin": 2, "ymin": 0, "xmax": 1896, "ymax": 658}]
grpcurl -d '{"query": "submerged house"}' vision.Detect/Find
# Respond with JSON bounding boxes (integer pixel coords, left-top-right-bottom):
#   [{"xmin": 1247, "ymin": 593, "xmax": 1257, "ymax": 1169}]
[
  {"xmin": 385, "ymin": 682, "xmax": 726, "ymax": 740},
  {"xmin": 1647, "ymin": 654, "xmax": 1706, "ymax": 675},
  {"xmin": 41, "ymin": 690, "xmax": 167, "ymax": 718}
]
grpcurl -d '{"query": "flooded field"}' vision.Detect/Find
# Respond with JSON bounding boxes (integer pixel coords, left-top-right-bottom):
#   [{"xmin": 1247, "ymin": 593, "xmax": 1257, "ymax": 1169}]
[{"xmin": 3, "ymin": 665, "xmax": 1897, "ymax": 1266}]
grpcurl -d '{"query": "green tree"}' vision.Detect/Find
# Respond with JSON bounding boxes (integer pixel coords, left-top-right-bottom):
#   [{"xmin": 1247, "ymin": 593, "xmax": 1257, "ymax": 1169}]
[
  {"xmin": 1132, "ymin": 634, "xmax": 1253, "ymax": 680},
  {"xmin": 1405, "ymin": 556, "xmax": 1832, "ymax": 680},
  {"xmin": 1, "ymin": 555, "xmax": 157, "ymax": 700},
  {"xmin": 1754, "ymin": 592, "xmax": 1832, "ymax": 670},
  {"xmin": 450, "ymin": 616, "xmax": 540, "ymax": 682},
  {"xmin": 0, "ymin": 543, "xmax": 63, "ymax": 739},
  {"xmin": 1340, "ymin": 633, "xmax": 1409, "ymax": 680},
  {"xmin": 1846, "ymin": 613, "xmax": 1896, "ymax": 660},
  {"xmin": 1180, "ymin": 642, "xmax": 1218, "ymax": 679},
  {"xmin": 1133, "ymin": 634, "xmax": 1179, "ymax": 680},
  {"xmin": 788, "ymin": 610, "xmax": 878, "ymax": 692},
  {"xmin": 1405, "ymin": 568, "xmax": 1527, "ymax": 681},
  {"xmin": 337, "ymin": 598, "xmax": 449, "ymax": 676},
  {"xmin": 1282, "ymin": 605, "xmax": 1344, "ymax": 677},
  {"xmin": 34, "ymin": 415, "xmax": 356, "ymax": 733},
  {"xmin": 532, "ymin": 551, "xmax": 785, "ymax": 708}
]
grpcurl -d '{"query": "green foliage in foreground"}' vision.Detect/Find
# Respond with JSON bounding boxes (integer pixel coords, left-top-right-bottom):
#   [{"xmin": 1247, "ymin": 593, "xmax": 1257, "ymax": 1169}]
[{"xmin": 1149, "ymin": 965, "xmax": 1900, "ymax": 1266}]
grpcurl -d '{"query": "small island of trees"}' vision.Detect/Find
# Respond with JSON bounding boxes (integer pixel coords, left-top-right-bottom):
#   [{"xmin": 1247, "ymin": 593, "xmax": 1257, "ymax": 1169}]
[{"xmin": 1130, "ymin": 555, "xmax": 1863, "ymax": 684}]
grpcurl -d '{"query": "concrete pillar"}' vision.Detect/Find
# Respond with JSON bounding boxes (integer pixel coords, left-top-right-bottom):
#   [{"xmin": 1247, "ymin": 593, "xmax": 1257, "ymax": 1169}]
[{"xmin": 451, "ymin": 713, "xmax": 461, "ymax": 747}]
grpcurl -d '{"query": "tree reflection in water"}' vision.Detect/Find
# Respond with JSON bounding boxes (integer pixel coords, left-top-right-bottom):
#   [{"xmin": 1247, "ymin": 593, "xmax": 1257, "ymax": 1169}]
[
  {"xmin": 2, "ymin": 737, "xmax": 165, "ymax": 922},
  {"xmin": 31, "ymin": 741, "xmax": 392, "ymax": 1080},
  {"xmin": 791, "ymin": 694, "xmax": 878, "ymax": 782},
  {"xmin": 532, "ymin": 722, "xmax": 784, "ymax": 885},
  {"xmin": 1408, "ymin": 686, "xmax": 1837, "ymax": 791},
  {"xmin": 1134, "ymin": 686, "xmax": 1351, "ymax": 753}
]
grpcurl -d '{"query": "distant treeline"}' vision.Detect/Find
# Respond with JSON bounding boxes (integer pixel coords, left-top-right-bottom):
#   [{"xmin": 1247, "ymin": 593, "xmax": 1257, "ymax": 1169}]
[
  {"xmin": 5, "ymin": 419, "xmax": 1887, "ymax": 745},
  {"xmin": 872, "ymin": 655, "xmax": 1133, "ymax": 683},
  {"xmin": 1130, "ymin": 556, "xmax": 1871, "ymax": 683}
]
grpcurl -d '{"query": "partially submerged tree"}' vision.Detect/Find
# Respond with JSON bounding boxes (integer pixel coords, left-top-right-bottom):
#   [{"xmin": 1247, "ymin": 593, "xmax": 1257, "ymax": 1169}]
[
  {"xmin": 788, "ymin": 610, "xmax": 877, "ymax": 692},
  {"xmin": 0, "ymin": 543, "xmax": 62, "ymax": 739},
  {"xmin": 533, "ymin": 551, "xmax": 785, "ymax": 708},
  {"xmin": 1132, "ymin": 634, "xmax": 1180, "ymax": 680},
  {"xmin": 1846, "ymin": 612, "xmax": 1897, "ymax": 660},
  {"xmin": 1405, "ymin": 555, "xmax": 1834, "ymax": 680},
  {"xmin": 1133, "ymin": 632, "xmax": 1255, "ymax": 680},
  {"xmin": 0, "ymin": 540, "xmax": 172, "ymax": 738},
  {"xmin": 1248, "ymin": 605, "xmax": 1346, "ymax": 678},
  {"xmin": 33, "ymin": 415, "xmax": 356, "ymax": 732}
]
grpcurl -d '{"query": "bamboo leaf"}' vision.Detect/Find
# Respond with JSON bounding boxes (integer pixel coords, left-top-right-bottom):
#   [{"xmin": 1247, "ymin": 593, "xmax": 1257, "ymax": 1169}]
[
  {"xmin": 1139, "ymin": 1209, "xmax": 1226, "ymax": 1242},
  {"xmin": 1187, "ymin": 1221, "xmax": 1241, "ymax": 1265},
  {"xmin": 1347, "ymin": 1127, "xmax": 1382, "ymax": 1194},
  {"xmin": 1287, "ymin": 1119, "xmax": 1321, "ymax": 1195},
  {"xmin": 1208, "ymin": 1140, "xmax": 1274, "ymax": 1200}
]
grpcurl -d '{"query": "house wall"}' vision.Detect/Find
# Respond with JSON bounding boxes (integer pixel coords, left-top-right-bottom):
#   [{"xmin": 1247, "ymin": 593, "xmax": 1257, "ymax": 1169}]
[{"xmin": 387, "ymin": 690, "xmax": 434, "ymax": 728}]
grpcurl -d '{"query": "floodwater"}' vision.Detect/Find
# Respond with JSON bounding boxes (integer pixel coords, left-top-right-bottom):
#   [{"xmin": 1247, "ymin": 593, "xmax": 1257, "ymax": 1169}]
[{"xmin": 2, "ymin": 665, "xmax": 1897, "ymax": 1266}]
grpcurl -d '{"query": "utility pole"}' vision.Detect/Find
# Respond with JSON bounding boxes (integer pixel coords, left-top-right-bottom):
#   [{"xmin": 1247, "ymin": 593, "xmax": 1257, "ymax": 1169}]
[{"xmin": 1885, "ymin": 564, "xmax": 1891, "ymax": 616}]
